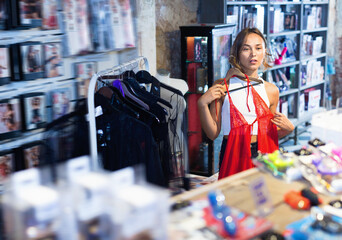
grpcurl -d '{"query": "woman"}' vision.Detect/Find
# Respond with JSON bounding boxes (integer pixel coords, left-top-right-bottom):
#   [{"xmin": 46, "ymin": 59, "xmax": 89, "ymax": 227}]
[{"xmin": 197, "ymin": 28, "xmax": 294, "ymax": 179}]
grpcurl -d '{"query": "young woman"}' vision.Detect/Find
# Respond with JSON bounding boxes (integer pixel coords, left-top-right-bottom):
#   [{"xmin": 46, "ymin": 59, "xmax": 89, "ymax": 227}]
[{"xmin": 197, "ymin": 28, "xmax": 294, "ymax": 179}]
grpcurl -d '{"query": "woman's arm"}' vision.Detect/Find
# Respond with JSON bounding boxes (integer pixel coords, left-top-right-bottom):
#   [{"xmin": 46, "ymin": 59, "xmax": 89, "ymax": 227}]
[
  {"xmin": 197, "ymin": 82, "xmax": 226, "ymax": 140},
  {"xmin": 265, "ymin": 82, "xmax": 295, "ymax": 139}
]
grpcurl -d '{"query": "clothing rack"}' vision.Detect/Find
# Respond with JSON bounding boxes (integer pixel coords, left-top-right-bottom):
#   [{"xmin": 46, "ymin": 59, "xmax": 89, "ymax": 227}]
[{"xmin": 87, "ymin": 56, "xmax": 149, "ymax": 170}]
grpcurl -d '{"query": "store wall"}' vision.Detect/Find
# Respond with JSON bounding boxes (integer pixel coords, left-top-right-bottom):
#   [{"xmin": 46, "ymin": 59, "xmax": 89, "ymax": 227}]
[
  {"xmin": 155, "ymin": 0, "xmax": 199, "ymax": 78},
  {"xmin": 135, "ymin": 0, "xmax": 157, "ymax": 75}
]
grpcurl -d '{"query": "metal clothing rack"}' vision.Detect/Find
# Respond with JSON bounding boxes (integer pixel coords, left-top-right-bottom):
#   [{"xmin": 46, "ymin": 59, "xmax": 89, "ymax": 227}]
[{"xmin": 87, "ymin": 56, "xmax": 149, "ymax": 170}]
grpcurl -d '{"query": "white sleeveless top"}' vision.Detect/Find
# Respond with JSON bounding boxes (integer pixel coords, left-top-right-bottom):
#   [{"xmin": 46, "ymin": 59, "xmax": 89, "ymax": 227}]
[{"xmin": 221, "ymin": 77, "xmax": 270, "ymax": 135}]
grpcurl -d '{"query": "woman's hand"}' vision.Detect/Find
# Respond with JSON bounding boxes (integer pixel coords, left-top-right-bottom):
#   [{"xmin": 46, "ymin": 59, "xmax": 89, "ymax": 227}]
[
  {"xmin": 271, "ymin": 112, "xmax": 295, "ymax": 138},
  {"xmin": 198, "ymin": 83, "xmax": 226, "ymax": 107},
  {"xmin": 197, "ymin": 83, "xmax": 226, "ymax": 140}
]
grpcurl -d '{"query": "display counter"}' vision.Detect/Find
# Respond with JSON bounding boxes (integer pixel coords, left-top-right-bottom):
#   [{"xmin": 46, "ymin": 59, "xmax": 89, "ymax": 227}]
[{"xmin": 171, "ymin": 168, "xmax": 338, "ymax": 233}]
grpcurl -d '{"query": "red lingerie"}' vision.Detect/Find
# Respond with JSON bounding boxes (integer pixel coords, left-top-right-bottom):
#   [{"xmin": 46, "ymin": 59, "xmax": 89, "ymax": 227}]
[{"xmin": 218, "ymin": 74, "xmax": 279, "ymax": 179}]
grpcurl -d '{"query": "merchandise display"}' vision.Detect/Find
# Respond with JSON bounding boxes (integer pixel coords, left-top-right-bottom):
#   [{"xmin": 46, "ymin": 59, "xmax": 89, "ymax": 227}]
[
  {"xmin": 43, "ymin": 42, "xmax": 63, "ymax": 78},
  {"xmin": 0, "ymin": 97, "xmax": 22, "ymax": 140},
  {"xmin": 74, "ymin": 61, "xmax": 97, "ymax": 99},
  {"xmin": 20, "ymin": 92, "xmax": 47, "ymax": 131},
  {"xmin": 41, "ymin": 0, "xmax": 59, "ymax": 30},
  {"xmin": 1, "ymin": 157, "xmax": 169, "ymax": 240},
  {"xmin": 0, "ymin": 46, "xmax": 11, "ymax": 85}
]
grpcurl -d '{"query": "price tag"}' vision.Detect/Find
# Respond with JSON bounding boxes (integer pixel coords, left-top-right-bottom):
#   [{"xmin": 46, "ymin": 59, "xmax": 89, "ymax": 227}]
[
  {"xmin": 249, "ymin": 176, "xmax": 273, "ymax": 217},
  {"xmin": 110, "ymin": 167, "xmax": 134, "ymax": 192},
  {"xmin": 12, "ymin": 168, "xmax": 40, "ymax": 196},
  {"xmin": 66, "ymin": 156, "xmax": 91, "ymax": 183}
]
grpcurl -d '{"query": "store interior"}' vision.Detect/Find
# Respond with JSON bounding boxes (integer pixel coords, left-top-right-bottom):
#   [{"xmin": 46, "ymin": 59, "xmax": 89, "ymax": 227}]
[{"xmin": 1, "ymin": 0, "xmax": 342, "ymax": 239}]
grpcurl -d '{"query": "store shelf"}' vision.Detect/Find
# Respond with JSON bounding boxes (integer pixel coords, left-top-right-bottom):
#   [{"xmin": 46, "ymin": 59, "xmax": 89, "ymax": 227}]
[
  {"xmin": 270, "ymin": 1, "xmax": 301, "ymax": 5},
  {"xmin": 269, "ymin": 30, "xmax": 301, "ymax": 38},
  {"xmin": 303, "ymin": 1, "xmax": 329, "ymax": 5},
  {"xmin": 226, "ymin": 1, "xmax": 268, "ymax": 5},
  {"xmin": 270, "ymin": 61, "xmax": 300, "ymax": 70},
  {"xmin": 302, "ymin": 27, "xmax": 328, "ymax": 34},
  {"xmin": 0, "ymin": 29, "xmax": 63, "ymax": 41},
  {"xmin": 0, "ymin": 77, "xmax": 73, "ymax": 95},
  {"xmin": 279, "ymin": 88, "xmax": 298, "ymax": 97},
  {"xmin": 300, "ymin": 80, "xmax": 325, "ymax": 91},
  {"xmin": 0, "ymin": 129, "xmax": 45, "ymax": 151},
  {"xmin": 301, "ymin": 53, "xmax": 327, "ymax": 62}
]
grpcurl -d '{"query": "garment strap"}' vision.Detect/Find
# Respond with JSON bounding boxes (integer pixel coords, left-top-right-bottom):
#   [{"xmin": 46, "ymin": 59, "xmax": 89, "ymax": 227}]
[{"xmin": 244, "ymin": 74, "xmax": 251, "ymax": 112}]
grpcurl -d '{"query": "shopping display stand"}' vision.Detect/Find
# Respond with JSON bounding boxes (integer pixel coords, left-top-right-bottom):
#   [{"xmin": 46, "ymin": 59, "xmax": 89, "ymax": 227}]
[
  {"xmin": 170, "ymin": 168, "xmax": 337, "ymax": 233},
  {"xmin": 86, "ymin": 56, "xmax": 149, "ymax": 170}
]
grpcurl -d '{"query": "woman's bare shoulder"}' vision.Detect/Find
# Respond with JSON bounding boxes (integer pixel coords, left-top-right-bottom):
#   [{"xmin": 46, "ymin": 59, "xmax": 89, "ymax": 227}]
[{"xmin": 264, "ymin": 81, "xmax": 279, "ymax": 97}]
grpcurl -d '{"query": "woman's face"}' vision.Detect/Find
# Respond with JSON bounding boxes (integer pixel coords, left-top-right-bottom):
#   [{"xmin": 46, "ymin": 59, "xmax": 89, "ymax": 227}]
[{"xmin": 238, "ymin": 33, "xmax": 265, "ymax": 77}]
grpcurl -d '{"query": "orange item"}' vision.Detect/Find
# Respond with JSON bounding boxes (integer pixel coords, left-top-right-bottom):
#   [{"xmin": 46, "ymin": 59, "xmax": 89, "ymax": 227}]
[
  {"xmin": 186, "ymin": 37, "xmax": 195, "ymax": 61},
  {"xmin": 284, "ymin": 190, "xmax": 310, "ymax": 210}
]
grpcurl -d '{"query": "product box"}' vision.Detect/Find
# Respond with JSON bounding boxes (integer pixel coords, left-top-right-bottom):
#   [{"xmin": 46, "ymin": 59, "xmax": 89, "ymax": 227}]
[
  {"xmin": 299, "ymin": 93, "xmax": 305, "ymax": 114},
  {"xmin": 307, "ymin": 89, "xmax": 321, "ymax": 111}
]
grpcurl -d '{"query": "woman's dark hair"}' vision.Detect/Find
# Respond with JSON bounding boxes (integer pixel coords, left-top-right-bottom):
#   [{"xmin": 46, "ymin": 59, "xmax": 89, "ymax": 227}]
[{"xmin": 229, "ymin": 28, "xmax": 271, "ymax": 73}]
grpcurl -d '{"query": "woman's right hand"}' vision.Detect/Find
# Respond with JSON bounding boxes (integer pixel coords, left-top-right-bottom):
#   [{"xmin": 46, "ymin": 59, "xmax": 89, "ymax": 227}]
[{"xmin": 198, "ymin": 83, "xmax": 226, "ymax": 107}]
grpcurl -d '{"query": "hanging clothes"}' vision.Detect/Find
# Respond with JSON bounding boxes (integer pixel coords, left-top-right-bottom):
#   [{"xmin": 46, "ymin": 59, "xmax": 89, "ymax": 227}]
[
  {"xmin": 159, "ymin": 82, "xmax": 188, "ymax": 181},
  {"xmin": 218, "ymin": 75, "xmax": 279, "ymax": 179},
  {"xmin": 95, "ymin": 92, "xmax": 167, "ymax": 187}
]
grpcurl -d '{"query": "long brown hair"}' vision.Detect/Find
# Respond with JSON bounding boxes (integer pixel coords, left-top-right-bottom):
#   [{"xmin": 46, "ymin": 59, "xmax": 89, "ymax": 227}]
[{"xmin": 229, "ymin": 28, "xmax": 271, "ymax": 73}]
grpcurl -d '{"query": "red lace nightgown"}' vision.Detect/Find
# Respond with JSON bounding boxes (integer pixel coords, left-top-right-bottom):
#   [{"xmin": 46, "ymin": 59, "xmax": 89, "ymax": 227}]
[{"xmin": 218, "ymin": 75, "xmax": 279, "ymax": 179}]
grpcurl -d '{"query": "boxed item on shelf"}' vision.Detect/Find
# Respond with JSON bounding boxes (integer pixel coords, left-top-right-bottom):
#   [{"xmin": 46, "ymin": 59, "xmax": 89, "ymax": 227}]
[{"xmin": 308, "ymin": 89, "xmax": 321, "ymax": 111}]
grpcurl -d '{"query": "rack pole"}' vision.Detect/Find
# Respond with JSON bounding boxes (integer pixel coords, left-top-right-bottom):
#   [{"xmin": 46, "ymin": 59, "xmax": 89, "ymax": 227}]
[{"xmin": 87, "ymin": 56, "xmax": 149, "ymax": 170}]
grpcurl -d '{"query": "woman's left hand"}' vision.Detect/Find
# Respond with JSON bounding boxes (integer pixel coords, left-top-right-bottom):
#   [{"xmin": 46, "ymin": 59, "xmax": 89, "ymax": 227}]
[{"xmin": 271, "ymin": 112, "xmax": 295, "ymax": 133}]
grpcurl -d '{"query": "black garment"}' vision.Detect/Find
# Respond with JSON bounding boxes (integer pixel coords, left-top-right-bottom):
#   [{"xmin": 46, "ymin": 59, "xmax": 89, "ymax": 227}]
[
  {"xmin": 123, "ymin": 78, "xmax": 172, "ymax": 185},
  {"xmin": 41, "ymin": 99, "xmax": 89, "ymax": 165},
  {"xmin": 95, "ymin": 93, "xmax": 167, "ymax": 187},
  {"xmin": 219, "ymin": 138, "xmax": 258, "ymax": 171}
]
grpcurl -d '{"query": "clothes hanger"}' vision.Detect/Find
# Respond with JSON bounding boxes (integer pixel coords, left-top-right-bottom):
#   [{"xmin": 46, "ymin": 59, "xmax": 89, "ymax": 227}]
[
  {"xmin": 124, "ymin": 76, "xmax": 173, "ymax": 109},
  {"xmin": 137, "ymin": 70, "xmax": 184, "ymax": 97},
  {"xmin": 216, "ymin": 68, "xmax": 263, "ymax": 93},
  {"xmin": 224, "ymin": 68, "xmax": 263, "ymax": 83},
  {"xmin": 97, "ymin": 76, "xmax": 140, "ymax": 119},
  {"xmin": 109, "ymin": 81, "xmax": 160, "ymax": 124},
  {"xmin": 113, "ymin": 80, "xmax": 150, "ymax": 110}
]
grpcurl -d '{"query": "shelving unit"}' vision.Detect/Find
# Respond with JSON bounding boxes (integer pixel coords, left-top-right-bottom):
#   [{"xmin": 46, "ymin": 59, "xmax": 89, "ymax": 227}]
[
  {"xmin": 180, "ymin": 24, "xmax": 236, "ymax": 176},
  {"xmin": 199, "ymin": 0, "xmax": 330, "ymax": 144}
]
